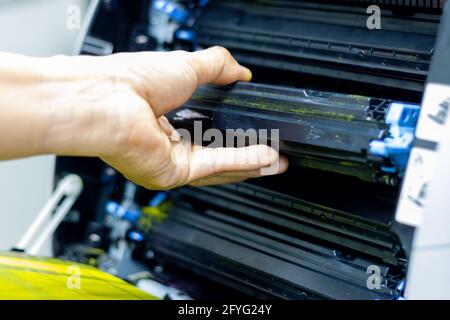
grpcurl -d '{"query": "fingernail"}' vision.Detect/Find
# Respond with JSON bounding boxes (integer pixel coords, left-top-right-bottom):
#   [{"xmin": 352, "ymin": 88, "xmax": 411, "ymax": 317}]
[
  {"xmin": 260, "ymin": 164, "xmax": 279, "ymax": 176},
  {"xmin": 170, "ymin": 130, "xmax": 182, "ymax": 142},
  {"xmin": 242, "ymin": 67, "xmax": 252, "ymax": 82},
  {"xmin": 258, "ymin": 146, "xmax": 278, "ymax": 166}
]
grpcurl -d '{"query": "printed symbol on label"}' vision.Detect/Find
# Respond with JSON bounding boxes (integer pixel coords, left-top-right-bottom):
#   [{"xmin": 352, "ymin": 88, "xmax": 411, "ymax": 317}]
[
  {"xmin": 408, "ymin": 182, "xmax": 427, "ymax": 208},
  {"xmin": 428, "ymin": 98, "xmax": 450, "ymax": 125},
  {"xmin": 413, "ymin": 154, "xmax": 424, "ymax": 166}
]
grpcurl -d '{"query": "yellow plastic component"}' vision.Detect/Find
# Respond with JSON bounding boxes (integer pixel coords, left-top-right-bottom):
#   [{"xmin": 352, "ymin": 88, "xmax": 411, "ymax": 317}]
[
  {"xmin": 0, "ymin": 251, "xmax": 158, "ymax": 300},
  {"xmin": 139, "ymin": 201, "xmax": 171, "ymax": 231}
]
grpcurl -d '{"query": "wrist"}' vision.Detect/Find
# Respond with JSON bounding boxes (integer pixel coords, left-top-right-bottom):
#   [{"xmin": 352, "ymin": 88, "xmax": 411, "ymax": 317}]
[
  {"xmin": 41, "ymin": 55, "xmax": 129, "ymax": 158},
  {"xmin": 0, "ymin": 53, "xmax": 56, "ymax": 158}
]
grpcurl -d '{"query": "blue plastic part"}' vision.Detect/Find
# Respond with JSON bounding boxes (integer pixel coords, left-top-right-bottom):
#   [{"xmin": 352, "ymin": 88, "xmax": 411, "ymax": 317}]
[
  {"xmin": 198, "ymin": 0, "xmax": 210, "ymax": 7},
  {"xmin": 369, "ymin": 102, "xmax": 420, "ymax": 174},
  {"xmin": 154, "ymin": 0, "xmax": 189, "ymax": 23},
  {"xmin": 105, "ymin": 201, "xmax": 141, "ymax": 223},
  {"xmin": 128, "ymin": 231, "xmax": 144, "ymax": 242},
  {"xmin": 380, "ymin": 166, "xmax": 397, "ymax": 174},
  {"xmin": 149, "ymin": 192, "xmax": 168, "ymax": 207},
  {"xmin": 175, "ymin": 29, "xmax": 196, "ymax": 42},
  {"xmin": 396, "ymin": 280, "xmax": 406, "ymax": 292}
]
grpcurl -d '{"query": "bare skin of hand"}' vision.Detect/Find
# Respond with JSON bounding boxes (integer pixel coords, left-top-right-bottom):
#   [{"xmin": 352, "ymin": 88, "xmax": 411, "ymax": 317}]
[{"xmin": 0, "ymin": 47, "xmax": 288, "ymax": 190}]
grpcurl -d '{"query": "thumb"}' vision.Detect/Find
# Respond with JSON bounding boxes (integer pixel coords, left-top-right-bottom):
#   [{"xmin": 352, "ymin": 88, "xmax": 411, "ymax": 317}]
[{"xmin": 187, "ymin": 46, "xmax": 252, "ymax": 85}]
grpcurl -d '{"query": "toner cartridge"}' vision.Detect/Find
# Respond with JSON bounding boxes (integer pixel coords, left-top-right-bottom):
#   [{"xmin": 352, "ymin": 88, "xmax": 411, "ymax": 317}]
[
  {"xmin": 167, "ymin": 82, "xmax": 420, "ymax": 185},
  {"xmin": 175, "ymin": 0, "xmax": 440, "ymax": 96},
  {"xmin": 144, "ymin": 181, "xmax": 406, "ymax": 300}
]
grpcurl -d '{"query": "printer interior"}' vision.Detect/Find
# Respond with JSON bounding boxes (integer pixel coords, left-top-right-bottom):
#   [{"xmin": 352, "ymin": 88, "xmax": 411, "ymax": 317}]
[{"xmin": 53, "ymin": 0, "xmax": 443, "ymax": 300}]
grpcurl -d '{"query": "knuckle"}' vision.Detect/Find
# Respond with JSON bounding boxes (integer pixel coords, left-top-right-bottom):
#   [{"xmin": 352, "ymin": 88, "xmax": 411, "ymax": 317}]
[
  {"xmin": 212, "ymin": 46, "xmax": 230, "ymax": 64},
  {"xmin": 212, "ymin": 46, "xmax": 230, "ymax": 57}
]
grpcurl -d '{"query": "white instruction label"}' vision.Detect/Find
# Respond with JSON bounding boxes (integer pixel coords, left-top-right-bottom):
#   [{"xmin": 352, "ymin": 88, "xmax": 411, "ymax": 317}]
[{"xmin": 396, "ymin": 82, "xmax": 450, "ymax": 227}]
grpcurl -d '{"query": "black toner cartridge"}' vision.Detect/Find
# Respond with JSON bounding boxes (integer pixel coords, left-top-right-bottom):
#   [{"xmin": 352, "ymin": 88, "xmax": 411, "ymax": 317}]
[
  {"xmin": 144, "ymin": 180, "xmax": 406, "ymax": 300},
  {"xmin": 174, "ymin": 0, "xmax": 439, "ymax": 96},
  {"xmin": 167, "ymin": 82, "xmax": 420, "ymax": 185}
]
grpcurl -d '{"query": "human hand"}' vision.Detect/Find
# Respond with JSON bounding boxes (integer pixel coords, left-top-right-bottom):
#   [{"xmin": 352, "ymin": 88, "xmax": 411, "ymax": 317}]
[{"xmin": 5, "ymin": 47, "xmax": 288, "ymax": 189}]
